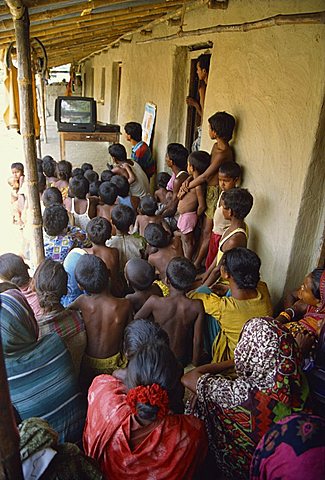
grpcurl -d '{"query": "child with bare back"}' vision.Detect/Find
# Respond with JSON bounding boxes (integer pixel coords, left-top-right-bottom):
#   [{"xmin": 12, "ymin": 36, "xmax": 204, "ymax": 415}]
[
  {"xmin": 144, "ymin": 223, "xmax": 183, "ymax": 291},
  {"xmin": 96, "ymin": 182, "xmax": 118, "ymax": 225},
  {"xmin": 177, "ymin": 151, "xmax": 209, "ymax": 259},
  {"xmin": 70, "ymin": 255, "xmax": 132, "ymax": 391},
  {"xmin": 133, "ymin": 195, "xmax": 171, "ymax": 237},
  {"xmin": 85, "ymin": 216, "xmax": 123, "ymax": 297},
  {"xmin": 135, "ymin": 257, "xmax": 204, "ymax": 367},
  {"xmin": 125, "ymin": 258, "xmax": 163, "ymax": 314},
  {"xmin": 179, "ymin": 112, "xmax": 236, "ymax": 270},
  {"xmin": 154, "ymin": 172, "xmax": 171, "ymax": 205}
]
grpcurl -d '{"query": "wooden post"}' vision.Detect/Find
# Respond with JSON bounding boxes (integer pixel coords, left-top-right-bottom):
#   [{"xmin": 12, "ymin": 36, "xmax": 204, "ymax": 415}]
[
  {"xmin": 5, "ymin": 0, "xmax": 44, "ymax": 267},
  {"xmin": 40, "ymin": 75, "xmax": 47, "ymax": 143},
  {"xmin": 0, "ymin": 338, "xmax": 23, "ymax": 480}
]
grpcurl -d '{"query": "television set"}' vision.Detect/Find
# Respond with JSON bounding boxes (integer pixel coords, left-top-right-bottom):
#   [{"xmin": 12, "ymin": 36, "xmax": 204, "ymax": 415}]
[{"xmin": 54, "ymin": 96, "xmax": 97, "ymax": 132}]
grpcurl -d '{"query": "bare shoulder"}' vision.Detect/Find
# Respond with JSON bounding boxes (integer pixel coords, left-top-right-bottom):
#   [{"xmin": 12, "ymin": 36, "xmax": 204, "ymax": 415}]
[{"xmin": 186, "ymin": 296, "xmax": 204, "ymax": 312}]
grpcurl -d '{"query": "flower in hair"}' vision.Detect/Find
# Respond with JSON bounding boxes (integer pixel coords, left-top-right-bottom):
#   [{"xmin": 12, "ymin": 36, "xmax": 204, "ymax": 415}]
[{"xmin": 126, "ymin": 383, "xmax": 169, "ymax": 418}]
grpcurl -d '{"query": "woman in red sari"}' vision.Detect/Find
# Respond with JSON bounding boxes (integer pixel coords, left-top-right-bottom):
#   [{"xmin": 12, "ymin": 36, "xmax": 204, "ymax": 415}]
[{"xmin": 83, "ymin": 342, "xmax": 208, "ymax": 479}]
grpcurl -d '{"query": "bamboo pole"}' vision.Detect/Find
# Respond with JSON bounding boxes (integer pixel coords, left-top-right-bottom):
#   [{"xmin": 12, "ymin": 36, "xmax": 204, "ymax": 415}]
[
  {"xmin": 5, "ymin": 0, "xmax": 44, "ymax": 267},
  {"xmin": 0, "ymin": 336, "xmax": 23, "ymax": 480}
]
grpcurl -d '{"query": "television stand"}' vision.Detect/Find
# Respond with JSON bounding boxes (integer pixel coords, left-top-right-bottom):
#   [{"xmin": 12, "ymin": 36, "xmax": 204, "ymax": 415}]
[{"xmin": 59, "ymin": 129, "xmax": 120, "ymax": 161}]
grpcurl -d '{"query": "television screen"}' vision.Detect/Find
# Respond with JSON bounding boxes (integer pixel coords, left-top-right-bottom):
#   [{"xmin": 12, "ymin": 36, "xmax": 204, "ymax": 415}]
[{"xmin": 55, "ymin": 96, "xmax": 96, "ymax": 132}]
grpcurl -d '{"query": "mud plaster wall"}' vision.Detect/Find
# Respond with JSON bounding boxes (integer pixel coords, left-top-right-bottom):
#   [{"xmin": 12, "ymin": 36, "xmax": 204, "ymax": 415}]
[{"xmin": 82, "ymin": 0, "xmax": 325, "ymax": 303}]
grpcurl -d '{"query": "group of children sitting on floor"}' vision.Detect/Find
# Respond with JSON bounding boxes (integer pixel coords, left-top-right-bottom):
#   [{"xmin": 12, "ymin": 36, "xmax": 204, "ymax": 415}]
[{"xmin": 2, "ymin": 113, "xmax": 324, "ymax": 479}]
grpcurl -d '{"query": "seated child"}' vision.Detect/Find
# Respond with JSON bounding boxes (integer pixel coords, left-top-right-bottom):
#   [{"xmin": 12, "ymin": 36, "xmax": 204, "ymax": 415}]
[
  {"xmin": 81, "ymin": 162, "xmax": 93, "ymax": 173},
  {"xmin": 144, "ymin": 223, "xmax": 184, "ymax": 294},
  {"xmin": 88, "ymin": 180, "xmax": 101, "ymax": 197},
  {"xmin": 42, "ymin": 186, "xmax": 74, "ymax": 225},
  {"xmin": 125, "ymin": 258, "xmax": 163, "ymax": 314},
  {"xmin": 66, "ymin": 176, "xmax": 96, "ymax": 230},
  {"xmin": 133, "ymin": 195, "xmax": 171, "ymax": 237},
  {"xmin": 205, "ymin": 161, "xmax": 241, "ymax": 269},
  {"xmin": 100, "ymin": 169, "xmax": 114, "ymax": 182},
  {"xmin": 177, "ymin": 151, "xmax": 209, "ymax": 259},
  {"xmin": 135, "ymin": 257, "xmax": 204, "ymax": 367},
  {"xmin": 154, "ymin": 172, "xmax": 172, "ymax": 205},
  {"xmin": 42, "ymin": 155, "xmax": 57, "ymax": 187},
  {"xmin": 54, "ymin": 160, "xmax": 72, "ymax": 200},
  {"xmin": 84, "ymin": 169, "xmax": 99, "ymax": 184},
  {"xmin": 0, "ymin": 252, "xmax": 42, "ymax": 319},
  {"xmin": 201, "ymin": 187, "xmax": 253, "ymax": 287},
  {"xmin": 8, "ymin": 162, "xmax": 25, "ymax": 225},
  {"xmin": 106, "ymin": 204, "xmax": 146, "ymax": 271},
  {"xmin": 124, "ymin": 121, "xmax": 155, "ymax": 179},
  {"xmin": 70, "ymin": 255, "xmax": 131, "ymax": 391},
  {"xmin": 43, "ymin": 204, "xmax": 90, "ymax": 262},
  {"xmin": 96, "ymin": 181, "xmax": 118, "ymax": 225},
  {"xmin": 108, "ymin": 143, "xmax": 150, "ymax": 198},
  {"xmin": 71, "ymin": 167, "xmax": 84, "ymax": 179},
  {"xmin": 110, "ymin": 174, "xmax": 139, "ymax": 211},
  {"xmin": 85, "ymin": 217, "xmax": 123, "ymax": 297}
]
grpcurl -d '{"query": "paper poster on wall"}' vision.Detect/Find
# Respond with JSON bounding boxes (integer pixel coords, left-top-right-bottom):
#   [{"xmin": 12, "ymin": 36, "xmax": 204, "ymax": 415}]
[{"xmin": 142, "ymin": 102, "xmax": 156, "ymax": 145}]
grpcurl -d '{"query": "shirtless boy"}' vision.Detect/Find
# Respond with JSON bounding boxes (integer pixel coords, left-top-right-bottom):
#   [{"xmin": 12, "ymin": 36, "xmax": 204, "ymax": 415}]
[
  {"xmin": 177, "ymin": 151, "xmax": 209, "ymax": 259},
  {"xmin": 144, "ymin": 223, "xmax": 183, "ymax": 282},
  {"xmin": 125, "ymin": 258, "xmax": 163, "ymax": 314},
  {"xmin": 133, "ymin": 195, "xmax": 171, "ymax": 237},
  {"xmin": 96, "ymin": 181, "xmax": 118, "ymax": 224},
  {"xmin": 179, "ymin": 112, "xmax": 236, "ymax": 269},
  {"xmin": 70, "ymin": 254, "xmax": 132, "ymax": 390},
  {"xmin": 135, "ymin": 257, "xmax": 204, "ymax": 367}
]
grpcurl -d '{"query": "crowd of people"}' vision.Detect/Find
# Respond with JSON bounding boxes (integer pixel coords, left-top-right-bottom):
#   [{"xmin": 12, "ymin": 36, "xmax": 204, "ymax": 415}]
[{"xmin": 1, "ymin": 114, "xmax": 324, "ymax": 479}]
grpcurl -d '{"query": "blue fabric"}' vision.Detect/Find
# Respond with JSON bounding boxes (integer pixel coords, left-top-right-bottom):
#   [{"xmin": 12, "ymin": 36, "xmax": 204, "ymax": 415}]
[
  {"xmin": 61, "ymin": 249, "xmax": 85, "ymax": 307},
  {"xmin": 118, "ymin": 195, "xmax": 134, "ymax": 210},
  {"xmin": 194, "ymin": 286, "xmax": 221, "ymax": 357}
]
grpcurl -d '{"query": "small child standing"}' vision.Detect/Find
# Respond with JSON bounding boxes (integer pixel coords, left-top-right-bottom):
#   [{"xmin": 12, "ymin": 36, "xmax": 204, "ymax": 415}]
[
  {"xmin": 70, "ymin": 255, "xmax": 131, "ymax": 391},
  {"xmin": 177, "ymin": 151, "xmax": 210, "ymax": 259},
  {"xmin": 8, "ymin": 162, "xmax": 25, "ymax": 225},
  {"xmin": 106, "ymin": 204, "xmax": 146, "ymax": 271},
  {"xmin": 135, "ymin": 257, "xmax": 204, "ymax": 367},
  {"xmin": 201, "ymin": 187, "xmax": 253, "ymax": 287},
  {"xmin": 205, "ymin": 161, "xmax": 242, "ymax": 269},
  {"xmin": 125, "ymin": 258, "xmax": 163, "ymax": 314},
  {"xmin": 144, "ymin": 223, "xmax": 183, "ymax": 285},
  {"xmin": 133, "ymin": 195, "xmax": 171, "ymax": 237}
]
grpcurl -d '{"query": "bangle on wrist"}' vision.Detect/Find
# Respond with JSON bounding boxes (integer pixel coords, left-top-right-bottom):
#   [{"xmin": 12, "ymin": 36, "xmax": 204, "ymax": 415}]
[
  {"xmin": 279, "ymin": 311, "xmax": 292, "ymax": 321},
  {"xmin": 286, "ymin": 307, "xmax": 295, "ymax": 319}
]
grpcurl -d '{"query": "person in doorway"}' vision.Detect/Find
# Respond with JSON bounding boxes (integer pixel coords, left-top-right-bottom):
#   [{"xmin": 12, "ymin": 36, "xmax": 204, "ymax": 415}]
[{"xmin": 186, "ymin": 53, "xmax": 210, "ymax": 151}]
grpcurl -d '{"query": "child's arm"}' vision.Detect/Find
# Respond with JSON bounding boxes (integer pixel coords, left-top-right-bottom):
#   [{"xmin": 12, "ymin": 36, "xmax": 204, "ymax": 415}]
[
  {"xmin": 196, "ymin": 185, "xmax": 206, "ymax": 217},
  {"xmin": 68, "ymin": 295, "xmax": 85, "ymax": 311},
  {"xmin": 181, "ymin": 359, "xmax": 235, "ymax": 393},
  {"xmin": 192, "ymin": 302, "xmax": 205, "ymax": 366},
  {"xmin": 88, "ymin": 196, "xmax": 99, "ymax": 219},
  {"xmin": 134, "ymin": 296, "xmax": 155, "ymax": 320},
  {"xmin": 132, "ymin": 216, "xmax": 140, "ymax": 234},
  {"xmin": 121, "ymin": 163, "xmax": 135, "ymax": 185}
]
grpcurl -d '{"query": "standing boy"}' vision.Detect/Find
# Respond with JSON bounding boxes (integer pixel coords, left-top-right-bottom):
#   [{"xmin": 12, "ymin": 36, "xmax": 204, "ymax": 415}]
[{"xmin": 124, "ymin": 121, "xmax": 155, "ymax": 179}]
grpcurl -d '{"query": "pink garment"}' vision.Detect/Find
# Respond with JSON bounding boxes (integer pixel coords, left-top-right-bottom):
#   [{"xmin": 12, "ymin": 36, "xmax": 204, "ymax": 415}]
[
  {"xmin": 166, "ymin": 173, "xmax": 175, "ymax": 191},
  {"xmin": 177, "ymin": 211, "xmax": 198, "ymax": 235},
  {"xmin": 20, "ymin": 284, "xmax": 43, "ymax": 320}
]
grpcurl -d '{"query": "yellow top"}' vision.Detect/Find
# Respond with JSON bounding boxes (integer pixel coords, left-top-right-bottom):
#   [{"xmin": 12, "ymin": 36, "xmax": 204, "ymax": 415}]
[
  {"xmin": 189, "ymin": 281, "xmax": 273, "ymax": 363},
  {"xmin": 216, "ymin": 225, "xmax": 248, "ymax": 266}
]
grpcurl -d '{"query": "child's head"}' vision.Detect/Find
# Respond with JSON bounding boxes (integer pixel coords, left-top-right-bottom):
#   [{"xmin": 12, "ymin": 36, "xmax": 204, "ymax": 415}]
[
  {"xmin": 139, "ymin": 195, "xmax": 157, "ymax": 216},
  {"xmin": 110, "ymin": 175, "xmax": 130, "ymax": 198},
  {"xmin": 123, "ymin": 318, "xmax": 169, "ymax": 359},
  {"xmin": 197, "ymin": 53, "xmax": 210, "ymax": 79},
  {"xmin": 125, "ymin": 258, "xmax": 155, "ymax": 291},
  {"xmin": 144, "ymin": 223, "xmax": 169, "ymax": 248},
  {"xmin": 71, "ymin": 167, "xmax": 84, "ymax": 178},
  {"xmin": 11, "ymin": 162, "xmax": 24, "ymax": 179},
  {"xmin": 111, "ymin": 204, "xmax": 135, "ymax": 233},
  {"xmin": 38, "ymin": 172, "xmax": 46, "ymax": 194},
  {"xmin": 84, "ymin": 169, "xmax": 99, "ymax": 183},
  {"xmin": 99, "ymin": 181, "xmax": 118, "ymax": 205},
  {"xmin": 0, "ymin": 253, "xmax": 30, "ymax": 287},
  {"xmin": 208, "ymin": 111, "xmax": 235, "ymax": 142},
  {"xmin": 166, "ymin": 143, "xmax": 188, "ymax": 170},
  {"xmin": 86, "ymin": 216, "xmax": 112, "ymax": 245},
  {"xmin": 166, "ymin": 256, "xmax": 196, "ymax": 291},
  {"xmin": 43, "ymin": 204, "xmax": 69, "ymax": 236},
  {"xmin": 42, "ymin": 187, "xmax": 63, "ymax": 207},
  {"xmin": 68, "ymin": 176, "xmax": 89, "ymax": 199},
  {"xmin": 81, "ymin": 162, "xmax": 93, "ymax": 172},
  {"xmin": 108, "ymin": 143, "xmax": 127, "ymax": 163},
  {"xmin": 126, "ymin": 343, "xmax": 179, "ymax": 421},
  {"xmin": 89, "ymin": 180, "xmax": 101, "ymax": 196},
  {"xmin": 34, "ymin": 258, "xmax": 68, "ymax": 309},
  {"xmin": 42, "ymin": 156, "xmax": 56, "ymax": 177},
  {"xmin": 156, "ymin": 172, "xmax": 171, "ymax": 189},
  {"xmin": 218, "ymin": 161, "xmax": 241, "ymax": 191},
  {"xmin": 220, "ymin": 247, "xmax": 261, "ymax": 290},
  {"xmin": 75, "ymin": 254, "xmax": 109, "ymax": 294},
  {"xmin": 187, "ymin": 150, "xmax": 211, "ymax": 175},
  {"xmin": 222, "ymin": 188, "xmax": 253, "ymax": 220},
  {"xmin": 56, "ymin": 160, "xmax": 72, "ymax": 181},
  {"xmin": 100, "ymin": 169, "xmax": 114, "ymax": 182},
  {"xmin": 124, "ymin": 122, "xmax": 142, "ymax": 142}
]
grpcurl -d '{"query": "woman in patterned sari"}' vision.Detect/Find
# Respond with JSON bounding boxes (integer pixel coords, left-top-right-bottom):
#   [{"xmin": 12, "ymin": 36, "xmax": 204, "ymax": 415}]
[{"xmin": 182, "ymin": 317, "xmax": 309, "ymax": 479}]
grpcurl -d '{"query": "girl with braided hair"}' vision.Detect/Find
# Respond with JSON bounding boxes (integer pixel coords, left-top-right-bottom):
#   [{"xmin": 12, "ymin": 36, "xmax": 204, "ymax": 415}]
[{"xmin": 83, "ymin": 342, "xmax": 207, "ymax": 479}]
